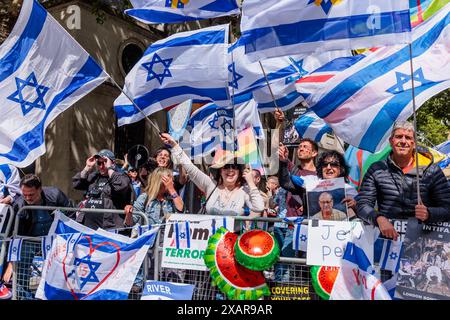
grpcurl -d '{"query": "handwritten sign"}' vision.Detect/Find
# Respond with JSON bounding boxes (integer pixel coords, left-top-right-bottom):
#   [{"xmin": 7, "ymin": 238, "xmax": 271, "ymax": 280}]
[{"xmin": 306, "ymin": 220, "xmax": 374, "ymax": 267}]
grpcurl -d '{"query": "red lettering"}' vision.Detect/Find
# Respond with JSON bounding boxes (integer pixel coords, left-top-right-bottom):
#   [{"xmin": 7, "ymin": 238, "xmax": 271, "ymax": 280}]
[{"xmin": 352, "ymin": 268, "xmax": 361, "ymax": 286}]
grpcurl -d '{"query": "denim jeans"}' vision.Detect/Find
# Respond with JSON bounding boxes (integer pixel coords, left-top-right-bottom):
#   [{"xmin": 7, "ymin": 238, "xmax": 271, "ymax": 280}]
[{"xmin": 274, "ymin": 227, "xmax": 297, "ymax": 282}]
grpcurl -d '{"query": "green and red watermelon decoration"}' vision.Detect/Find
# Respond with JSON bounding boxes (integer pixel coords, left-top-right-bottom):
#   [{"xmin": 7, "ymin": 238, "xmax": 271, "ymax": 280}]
[
  {"xmin": 234, "ymin": 229, "xmax": 280, "ymax": 271},
  {"xmin": 204, "ymin": 227, "xmax": 271, "ymax": 300},
  {"xmin": 310, "ymin": 266, "xmax": 340, "ymax": 300}
]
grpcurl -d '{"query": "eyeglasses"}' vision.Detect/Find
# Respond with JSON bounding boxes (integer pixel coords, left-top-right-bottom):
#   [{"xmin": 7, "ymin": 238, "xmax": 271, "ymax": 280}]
[
  {"xmin": 96, "ymin": 161, "xmax": 106, "ymax": 166},
  {"xmin": 322, "ymin": 161, "xmax": 340, "ymax": 168},
  {"xmin": 223, "ymin": 164, "xmax": 240, "ymax": 170}
]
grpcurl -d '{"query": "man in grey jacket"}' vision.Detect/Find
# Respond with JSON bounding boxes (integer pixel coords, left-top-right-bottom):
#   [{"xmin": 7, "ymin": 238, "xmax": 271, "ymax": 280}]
[{"xmin": 357, "ymin": 121, "xmax": 450, "ymax": 240}]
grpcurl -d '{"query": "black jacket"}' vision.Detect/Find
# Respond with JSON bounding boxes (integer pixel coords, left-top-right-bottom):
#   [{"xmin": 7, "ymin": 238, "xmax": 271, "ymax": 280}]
[
  {"xmin": 15, "ymin": 187, "xmax": 71, "ymax": 236},
  {"xmin": 357, "ymin": 154, "xmax": 450, "ymax": 226}
]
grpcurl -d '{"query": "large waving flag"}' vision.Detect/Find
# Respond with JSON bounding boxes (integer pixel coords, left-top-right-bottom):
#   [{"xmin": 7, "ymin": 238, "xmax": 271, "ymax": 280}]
[
  {"xmin": 0, "ymin": 0, "xmax": 107, "ymax": 167},
  {"xmin": 294, "ymin": 110, "xmax": 332, "ymax": 143},
  {"xmin": 35, "ymin": 227, "xmax": 159, "ymax": 300},
  {"xmin": 126, "ymin": 0, "xmax": 240, "ymax": 24},
  {"xmin": 240, "ymin": 0, "xmax": 411, "ymax": 62},
  {"xmin": 305, "ymin": 4, "xmax": 450, "ymax": 153},
  {"xmin": 330, "ymin": 242, "xmax": 391, "ymax": 300},
  {"xmin": 114, "ymin": 25, "xmax": 229, "ymax": 126}
]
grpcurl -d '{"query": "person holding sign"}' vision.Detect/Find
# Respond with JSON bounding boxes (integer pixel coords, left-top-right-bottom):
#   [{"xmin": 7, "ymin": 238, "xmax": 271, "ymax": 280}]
[
  {"xmin": 159, "ymin": 133, "xmax": 264, "ymax": 227},
  {"xmin": 357, "ymin": 121, "xmax": 450, "ymax": 240}
]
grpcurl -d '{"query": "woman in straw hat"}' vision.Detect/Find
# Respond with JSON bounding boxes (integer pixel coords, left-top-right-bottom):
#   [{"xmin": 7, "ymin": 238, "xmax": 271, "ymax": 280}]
[{"xmin": 160, "ymin": 133, "xmax": 265, "ymax": 222}]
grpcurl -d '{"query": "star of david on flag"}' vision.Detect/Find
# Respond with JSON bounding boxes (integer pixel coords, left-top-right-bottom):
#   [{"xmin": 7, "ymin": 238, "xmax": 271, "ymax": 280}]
[
  {"xmin": 386, "ymin": 68, "xmax": 432, "ymax": 95},
  {"xmin": 7, "ymin": 72, "xmax": 50, "ymax": 116},
  {"xmin": 0, "ymin": 0, "xmax": 107, "ymax": 167},
  {"xmin": 228, "ymin": 62, "xmax": 243, "ymax": 89},
  {"xmin": 73, "ymin": 254, "xmax": 101, "ymax": 290},
  {"xmin": 142, "ymin": 53, "xmax": 173, "ymax": 85}
]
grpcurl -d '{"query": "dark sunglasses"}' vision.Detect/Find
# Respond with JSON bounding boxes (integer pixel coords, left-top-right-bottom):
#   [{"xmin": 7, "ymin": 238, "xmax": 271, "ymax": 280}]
[
  {"xmin": 223, "ymin": 164, "xmax": 240, "ymax": 170},
  {"xmin": 323, "ymin": 161, "xmax": 340, "ymax": 168},
  {"xmin": 96, "ymin": 160, "xmax": 106, "ymax": 166}
]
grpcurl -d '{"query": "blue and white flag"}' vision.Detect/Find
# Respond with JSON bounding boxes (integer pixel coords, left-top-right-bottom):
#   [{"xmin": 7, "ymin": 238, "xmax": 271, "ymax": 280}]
[
  {"xmin": 141, "ymin": 281, "xmax": 195, "ymax": 300},
  {"xmin": 175, "ymin": 221, "xmax": 191, "ymax": 249},
  {"xmin": 48, "ymin": 210, "xmax": 95, "ymax": 236},
  {"xmin": 294, "ymin": 110, "xmax": 332, "ymax": 143},
  {"xmin": 0, "ymin": 164, "xmax": 21, "ymax": 201},
  {"xmin": 240, "ymin": 0, "xmax": 411, "ymax": 62},
  {"xmin": 35, "ymin": 227, "xmax": 159, "ymax": 300},
  {"xmin": 0, "ymin": 0, "xmax": 107, "ymax": 167},
  {"xmin": 305, "ymin": 4, "xmax": 450, "ymax": 152},
  {"xmin": 41, "ymin": 235, "xmax": 55, "ymax": 260},
  {"xmin": 114, "ymin": 25, "xmax": 229, "ymax": 126},
  {"xmin": 330, "ymin": 242, "xmax": 391, "ymax": 300},
  {"xmin": 7, "ymin": 238, "xmax": 23, "ymax": 262},
  {"xmin": 374, "ymin": 238, "xmax": 403, "ymax": 273},
  {"xmin": 126, "ymin": 0, "xmax": 240, "ymax": 24},
  {"xmin": 292, "ymin": 220, "xmax": 308, "ymax": 252}
]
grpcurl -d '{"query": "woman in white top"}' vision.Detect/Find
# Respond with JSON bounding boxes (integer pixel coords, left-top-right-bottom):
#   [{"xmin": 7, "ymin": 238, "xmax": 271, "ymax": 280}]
[{"xmin": 160, "ymin": 133, "xmax": 265, "ymax": 220}]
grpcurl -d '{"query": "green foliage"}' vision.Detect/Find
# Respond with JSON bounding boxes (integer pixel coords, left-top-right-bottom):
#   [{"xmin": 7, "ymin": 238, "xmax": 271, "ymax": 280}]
[{"xmin": 415, "ymin": 89, "xmax": 450, "ymax": 146}]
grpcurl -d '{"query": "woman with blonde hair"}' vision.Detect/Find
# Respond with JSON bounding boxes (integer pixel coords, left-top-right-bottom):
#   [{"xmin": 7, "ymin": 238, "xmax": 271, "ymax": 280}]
[{"xmin": 124, "ymin": 167, "xmax": 184, "ymax": 226}]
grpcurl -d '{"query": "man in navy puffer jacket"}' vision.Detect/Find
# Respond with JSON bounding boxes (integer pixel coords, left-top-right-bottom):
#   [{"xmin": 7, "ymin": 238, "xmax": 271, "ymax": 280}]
[{"xmin": 357, "ymin": 121, "xmax": 450, "ymax": 240}]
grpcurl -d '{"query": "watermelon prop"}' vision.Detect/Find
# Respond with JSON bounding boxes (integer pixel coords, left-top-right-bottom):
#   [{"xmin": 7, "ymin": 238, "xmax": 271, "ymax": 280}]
[
  {"xmin": 204, "ymin": 227, "xmax": 270, "ymax": 300},
  {"xmin": 234, "ymin": 229, "xmax": 280, "ymax": 271},
  {"xmin": 310, "ymin": 266, "xmax": 340, "ymax": 300}
]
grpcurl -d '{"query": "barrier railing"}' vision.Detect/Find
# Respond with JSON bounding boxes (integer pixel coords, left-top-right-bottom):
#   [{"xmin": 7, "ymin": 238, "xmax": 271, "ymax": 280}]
[
  {"xmin": 0, "ymin": 205, "xmax": 15, "ymax": 282},
  {"xmin": 8, "ymin": 208, "xmax": 318, "ymax": 300}
]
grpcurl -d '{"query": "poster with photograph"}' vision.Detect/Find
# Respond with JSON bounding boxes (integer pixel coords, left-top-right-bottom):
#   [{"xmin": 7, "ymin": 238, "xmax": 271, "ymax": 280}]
[
  {"xmin": 282, "ymin": 105, "xmax": 307, "ymax": 146},
  {"xmin": 395, "ymin": 218, "xmax": 450, "ymax": 300},
  {"xmin": 306, "ymin": 177, "xmax": 347, "ymax": 221}
]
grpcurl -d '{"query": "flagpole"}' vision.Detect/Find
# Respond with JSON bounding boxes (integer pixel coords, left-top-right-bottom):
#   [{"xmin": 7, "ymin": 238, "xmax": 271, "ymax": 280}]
[
  {"xmin": 408, "ymin": 43, "xmax": 422, "ymax": 204},
  {"xmin": 107, "ymin": 75, "xmax": 162, "ymax": 136},
  {"xmin": 230, "ymin": 46, "xmax": 237, "ymax": 155},
  {"xmin": 258, "ymin": 61, "xmax": 280, "ymax": 111}
]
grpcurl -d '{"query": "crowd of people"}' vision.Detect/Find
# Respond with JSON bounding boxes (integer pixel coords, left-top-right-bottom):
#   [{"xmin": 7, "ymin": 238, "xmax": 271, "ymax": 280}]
[{"xmin": 0, "ymin": 110, "xmax": 449, "ymax": 299}]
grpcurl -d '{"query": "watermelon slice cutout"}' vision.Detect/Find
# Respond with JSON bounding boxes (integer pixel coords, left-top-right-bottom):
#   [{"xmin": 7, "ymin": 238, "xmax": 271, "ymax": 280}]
[
  {"xmin": 310, "ymin": 266, "xmax": 340, "ymax": 300},
  {"xmin": 234, "ymin": 229, "xmax": 280, "ymax": 271},
  {"xmin": 204, "ymin": 227, "xmax": 270, "ymax": 300}
]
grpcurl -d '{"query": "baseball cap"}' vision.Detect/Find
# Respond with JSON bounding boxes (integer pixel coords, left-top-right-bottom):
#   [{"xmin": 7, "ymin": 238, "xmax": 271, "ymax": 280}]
[{"xmin": 94, "ymin": 149, "xmax": 116, "ymax": 161}]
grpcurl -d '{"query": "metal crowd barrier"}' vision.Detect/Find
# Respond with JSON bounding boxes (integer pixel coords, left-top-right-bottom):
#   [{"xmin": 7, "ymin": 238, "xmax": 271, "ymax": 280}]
[
  {"xmin": 9, "ymin": 208, "xmax": 318, "ymax": 300},
  {"xmin": 0, "ymin": 205, "xmax": 15, "ymax": 283}
]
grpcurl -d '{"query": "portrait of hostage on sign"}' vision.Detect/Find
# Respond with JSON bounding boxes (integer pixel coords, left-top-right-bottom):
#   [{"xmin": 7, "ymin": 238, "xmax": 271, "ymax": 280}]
[{"xmin": 306, "ymin": 178, "xmax": 348, "ymax": 221}]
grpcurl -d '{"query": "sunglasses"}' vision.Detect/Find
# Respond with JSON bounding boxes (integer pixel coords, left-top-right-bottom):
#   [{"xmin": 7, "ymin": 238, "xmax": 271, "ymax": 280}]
[
  {"xmin": 323, "ymin": 161, "xmax": 340, "ymax": 168},
  {"xmin": 223, "ymin": 164, "xmax": 240, "ymax": 170},
  {"xmin": 96, "ymin": 160, "xmax": 106, "ymax": 166}
]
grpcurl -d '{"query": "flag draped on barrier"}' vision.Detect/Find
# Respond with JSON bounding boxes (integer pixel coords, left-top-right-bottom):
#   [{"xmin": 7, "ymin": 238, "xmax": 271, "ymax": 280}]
[
  {"xmin": 240, "ymin": 0, "xmax": 411, "ymax": 62},
  {"xmin": 126, "ymin": 0, "xmax": 240, "ymax": 24},
  {"xmin": 305, "ymin": 4, "xmax": 450, "ymax": 152},
  {"xmin": 0, "ymin": 0, "xmax": 107, "ymax": 167},
  {"xmin": 35, "ymin": 227, "xmax": 159, "ymax": 300},
  {"xmin": 114, "ymin": 25, "xmax": 229, "ymax": 126}
]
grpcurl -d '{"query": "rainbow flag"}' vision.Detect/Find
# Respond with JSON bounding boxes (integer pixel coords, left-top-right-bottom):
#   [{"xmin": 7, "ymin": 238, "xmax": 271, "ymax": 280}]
[
  {"xmin": 411, "ymin": 0, "xmax": 449, "ymax": 27},
  {"xmin": 236, "ymin": 127, "xmax": 265, "ymax": 175}
]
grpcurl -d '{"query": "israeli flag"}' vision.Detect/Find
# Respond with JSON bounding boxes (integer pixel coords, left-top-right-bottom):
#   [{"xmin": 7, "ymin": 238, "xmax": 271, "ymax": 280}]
[
  {"xmin": 7, "ymin": 238, "xmax": 23, "ymax": 262},
  {"xmin": 294, "ymin": 110, "xmax": 332, "ymax": 143},
  {"xmin": 240, "ymin": 0, "xmax": 411, "ymax": 62},
  {"xmin": 41, "ymin": 235, "xmax": 55, "ymax": 260},
  {"xmin": 0, "ymin": 0, "xmax": 107, "ymax": 167},
  {"xmin": 290, "ymin": 218, "xmax": 308, "ymax": 252},
  {"xmin": 47, "ymin": 210, "xmax": 95, "ymax": 236},
  {"xmin": 0, "ymin": 164, "xmax": 21, "ymax": 201},
  {"xmin": 126, "ymin": 0, "xmax": 240, "ymax": 24},
  {"xmin": 306, "ymin": 4, "xmax": 450, "ymax": 152},
  {"xmin": 35, "ymin": 227, "xmax": 159, "ymax": 300},
  {"xmin": 175, "ymin": 221, "xmax": 191, "ymax": 249},
  {"xmin": 114, "ymin": 25, "xmax": 230, "ymax": 127},
  {"xmin": 374, "ymin": 238, "xmax": 403, "ymax": 273}
]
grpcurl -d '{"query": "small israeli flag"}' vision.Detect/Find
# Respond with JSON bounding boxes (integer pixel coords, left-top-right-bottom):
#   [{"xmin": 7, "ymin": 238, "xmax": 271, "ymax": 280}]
[
  {"xmin": 41, "ymin": 235, "xmax": 55, "ymax": 260},
  {"xmin": 7, "ymin": 238, "xmax": 23, "ymax": 262},
  {"xmin": 175, "ymin": 221, "xmax": 191, "ymax": 249},
  {"xmin": 376, "ymin": 238, "xmax": 403, "ymax": 273},
  {"xmin": 290, "ymin": 218, "xmax": 308, "ymax": 252}
]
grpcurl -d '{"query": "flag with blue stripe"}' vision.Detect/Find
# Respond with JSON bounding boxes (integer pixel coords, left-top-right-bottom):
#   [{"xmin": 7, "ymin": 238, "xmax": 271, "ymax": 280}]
[
  {"xmin": 41, "ymin": 235, "xmax": 55, "ymax": 260},
  {"xmin": 0, "ymin": 164, "xmax": 20, "ymax": 201},
  {"xmin": 291, "ymin": 218, "xmax": 308, "ymax": 252},
  {"xmin": 126, "ymin": 0, "xmax": 240, "ymax": 24},
  {"xmin": 305, "ymin": 4, "xmax": 450, "ymax": 152},
  {"xmin": 294, "ymin": 110, "xmax": 332, "ymax": 143},
  {"xmin": 141, "ymin": 281, "xmax": 195, "ymax": 300},
  {"xmin": 35, "ymin": 227, "xmax": 159, "ymax": 300},
  {"xmin": 114, "ymin": 25, "xmax": 229, "ymax": 127},
  {"xmin": 374, "ymin": 237, "xmax": 403, "ymax": 273},
  {"xmin": 240, "ymin": 0, "xmax": 411, "ymax": 62},
  {"xmin": 7, "ymin": 238, "xmax": 23, "ymax": 262},
  {"xmin": 0, "ymin": 0, "xmax": 107, "ymax": 167}
]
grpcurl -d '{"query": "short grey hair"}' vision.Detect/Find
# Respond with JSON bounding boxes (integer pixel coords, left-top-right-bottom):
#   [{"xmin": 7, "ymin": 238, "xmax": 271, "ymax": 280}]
[{"xmin": 390, "ymin": 121, "xmax": 415, "ymax": 138}]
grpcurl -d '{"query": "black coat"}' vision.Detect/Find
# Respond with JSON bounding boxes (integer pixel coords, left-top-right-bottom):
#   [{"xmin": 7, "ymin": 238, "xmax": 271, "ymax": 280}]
[{"xmin": 357, "ymin": 154, "xmax": 450, "ymax": 226}]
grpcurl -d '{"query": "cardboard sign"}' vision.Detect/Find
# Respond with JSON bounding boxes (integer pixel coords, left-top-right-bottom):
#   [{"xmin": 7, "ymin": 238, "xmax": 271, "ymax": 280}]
[
  {"xmin": 306, "ymin": 220, "xmax": 374, "ymax": 267},
  {"xmin": 161, "ymin": 214, "xmax": 235, "ymax": 271}
]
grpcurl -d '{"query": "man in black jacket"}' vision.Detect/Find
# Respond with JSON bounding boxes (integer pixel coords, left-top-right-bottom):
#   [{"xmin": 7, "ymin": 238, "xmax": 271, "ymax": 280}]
[
  {"xmin": 357, "ymin": 121, "xmax": 450, "ymax": 240},
  {"xmin": 73, "ymin": 149, "xmax": 133, "ymax": 230}
]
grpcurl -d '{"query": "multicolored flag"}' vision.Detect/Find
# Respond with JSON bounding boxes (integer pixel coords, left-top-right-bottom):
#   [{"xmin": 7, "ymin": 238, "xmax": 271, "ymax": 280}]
[
  {"xmin": 126, "ymin": 0, "xmax": 240, "ymax": 24},
  {"xmin": 304, "ymin": 4, "xmax": 450, "ymax": 152},
  {"xmin": 114, "ymin": 25, "xmax": 229, "ymax": 126},
  {"xmin": 0, "ymin": 0, "xmax": 107, "ymax": 167},
  {"xmin": 240, "ymin": 0, "xmax": 411, "ymax": 62},
  {"xmin": 236, "ymin": 127, "xmax": 265, "ymax": 175},
  {"xmin": 294, "ymin": 110, "xmax": 332, "ymax": 143}
]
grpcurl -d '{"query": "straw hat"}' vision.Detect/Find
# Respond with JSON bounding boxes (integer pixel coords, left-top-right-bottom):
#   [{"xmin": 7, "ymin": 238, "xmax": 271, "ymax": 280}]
[{"xmin": 209, "ymin": 151, "xmax": 246, "ymax": 177}]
